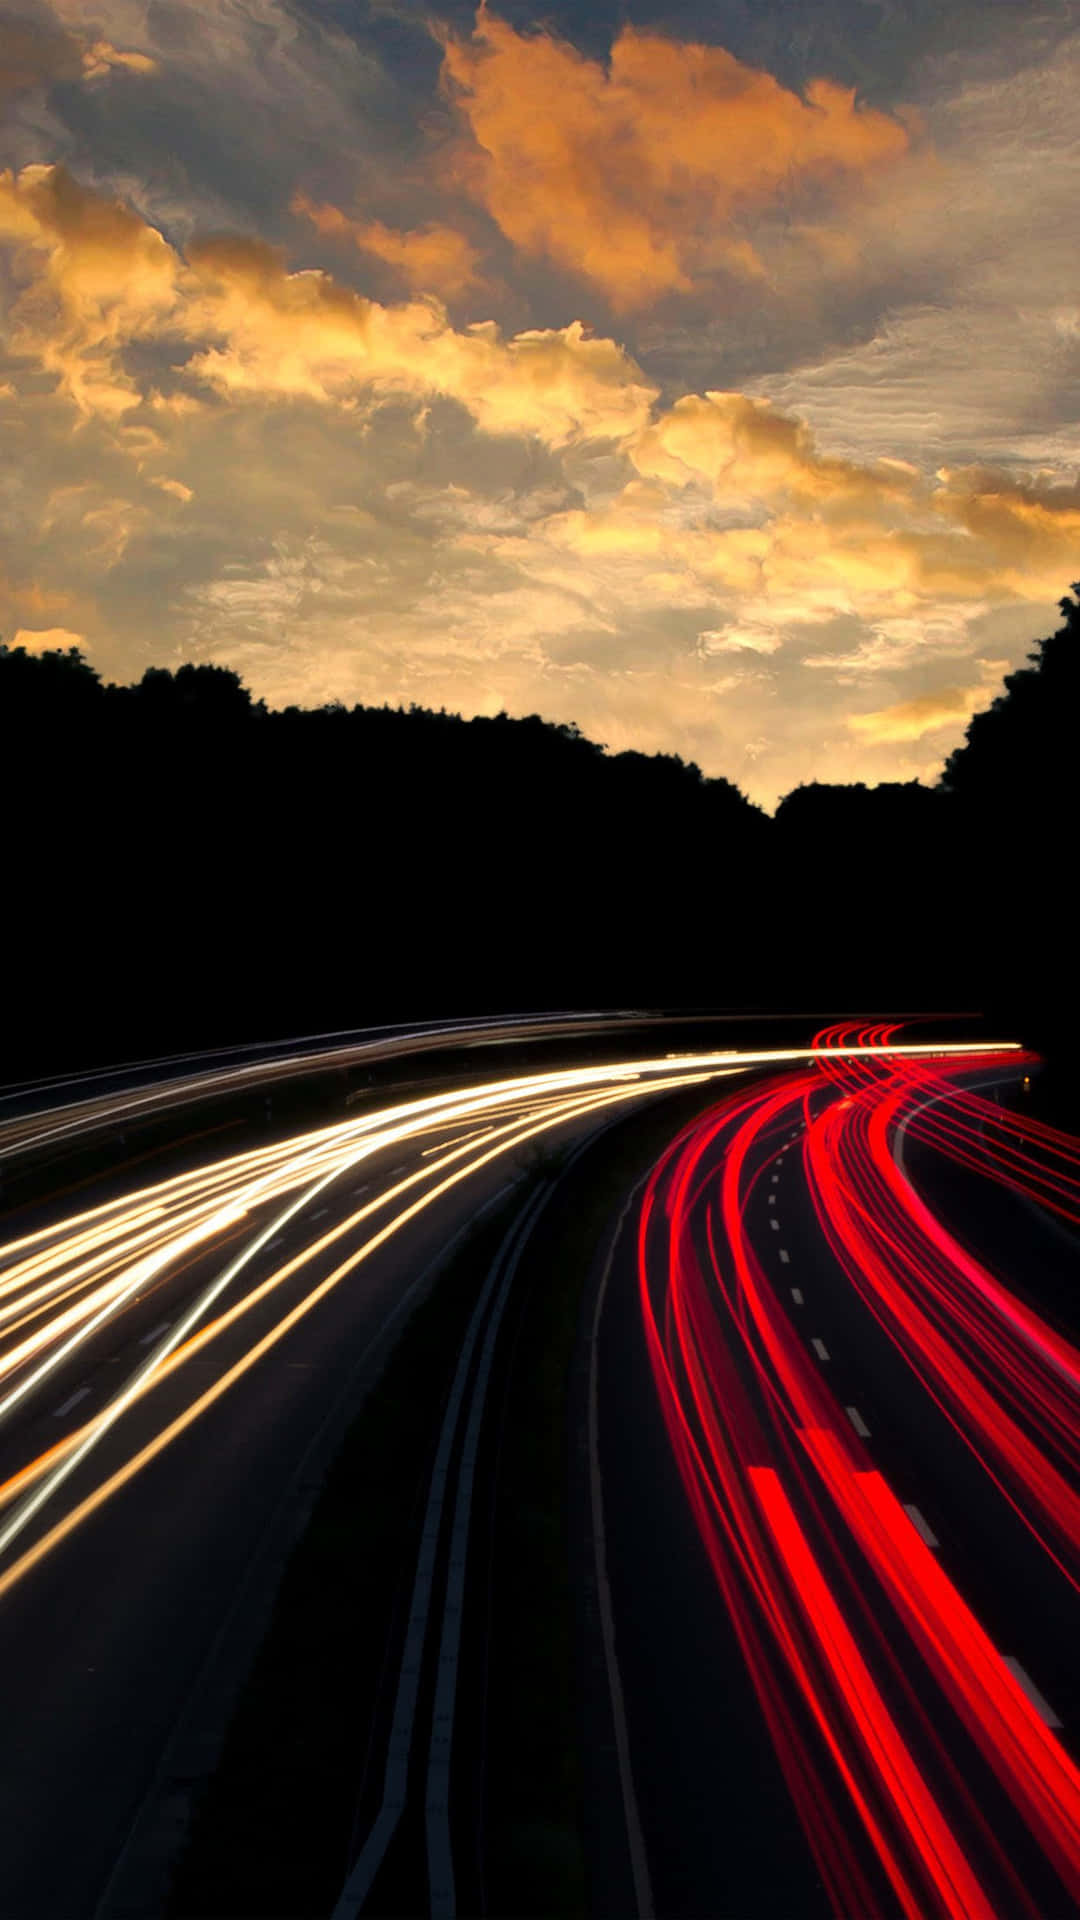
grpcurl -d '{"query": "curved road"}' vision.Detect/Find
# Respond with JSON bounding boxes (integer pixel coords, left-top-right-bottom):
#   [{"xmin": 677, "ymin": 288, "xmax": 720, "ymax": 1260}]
[
  {"xmin": 0, "ymin": 1022, "xmax": 1031, "ymax": 1919},
  {"xmin": 595, "ymin": 1027, "xmax": 1080, "ymax": 1920}
]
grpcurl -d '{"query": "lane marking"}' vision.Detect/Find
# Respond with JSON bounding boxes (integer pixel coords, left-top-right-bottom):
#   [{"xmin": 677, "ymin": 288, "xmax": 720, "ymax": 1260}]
[
  {"xmin": 586, "ymin": 1177, "xmax": 656, "ymax": 1920},
  {"xmin": 845, "ymin": 1405, "xmax": 871, "ymax": 1439},
  {"xmin": 769, "ymin": 1218, "xmax": 780, "ymax": 1232},
  {"xmin": 265, "ymin": 1237, "xmax": 284, "ymax": 1252},
  {"xmin": 790, "ymin": 1287, "xmax": 804, "ymax": 1306},
  {"xmin": 811, "ymin": 1338, "xmax": 830, "ymax": 1362},
  {"xmin": 903, "ymin": 1504, "xmax": 939, "ymax": 1550},
  {"xmin": 768, "ymin": 1195, "xmax": 776, "ymax": 1207},
  {"xmin": 54, "ymin": 1386, "xmax": 91, "ymax": 1418},
  {"xmin": 771, "ymin": 1174, "xmax": 779, "ymax": 1185},
  {"xmin": 138, "ymin": 1321, "xmax": 172, "ymax": 1347},
  {"xmin": 778, "ymin": 1249, "xmax": 790, "ymax": 1265},
  {"xmin": 350, "ymin": 1184, "xmax": 369, "ymax": 1199},
  {"xmin": 310, "ymin": 1206, "xmax": 329, "ymax": 1221},
  {"xmin": 1003, "ymin": 1657, "xmax": 1063, "ymax": 1729}
]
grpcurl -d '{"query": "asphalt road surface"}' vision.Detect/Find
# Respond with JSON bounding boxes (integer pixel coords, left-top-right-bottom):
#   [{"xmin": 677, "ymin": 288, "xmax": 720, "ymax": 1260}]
[
  {"xmin": 0, "ymin": 1023, "xmax": 1039, "ymax": 1920},
  {"xmin": 595, "ymin": 1028, "xmax": 1080, "ymax": 1920}
]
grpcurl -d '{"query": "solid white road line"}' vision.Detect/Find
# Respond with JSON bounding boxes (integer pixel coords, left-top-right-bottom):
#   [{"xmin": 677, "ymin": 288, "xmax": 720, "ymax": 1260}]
[
  {"xmin": 790, "ymin": 1287, "xmax": 804, "ymax": 1306},
  {"xmin": 331, "ymin": 1189, "xmax": 527, "ymax": 1920},
  {"xmin": 845, "ymin": 1405, "xmax": 871, "ymax": 1439},
  {"xmin": 903, "ymin": 1504, "xmax": 939, "ymax": 1550},
  {"xmin": 53, "ymin": 1385, "xmax": 91, "ymax": 1418},
  {"xmin": 587, "ymin": 1178, "xmax": 656, "ymax": 1920},
  {"xmin": 1003, "ymin": 1656, "xmax": 1063, "ymax": 1728},
  {"xmin": 426, "ymin": 1189, "xmax": 550, "ymax": 1916},
  {"xmin": 811, "ymin": 1338, "xmax": 829, "ymax": 1362}
]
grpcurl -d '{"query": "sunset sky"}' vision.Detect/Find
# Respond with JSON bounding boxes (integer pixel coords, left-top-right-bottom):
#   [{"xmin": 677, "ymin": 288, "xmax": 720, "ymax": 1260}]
[{"xmin": 2, "ymin": 0, "xmax": 1079, "ymax": 805}]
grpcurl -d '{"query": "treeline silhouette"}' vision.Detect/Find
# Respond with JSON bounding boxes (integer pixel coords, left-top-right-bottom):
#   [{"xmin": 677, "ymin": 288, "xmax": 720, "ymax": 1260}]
[{"xmin": 3, "ymin": 584, "xmax": 1077, "ymax": 1089}]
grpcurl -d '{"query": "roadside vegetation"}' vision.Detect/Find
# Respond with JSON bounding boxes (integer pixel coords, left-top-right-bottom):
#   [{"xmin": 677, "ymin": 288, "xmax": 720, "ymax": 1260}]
[{"xmin": 8, "ymin": 582, "xmax": 1080, "ymax": 1096}]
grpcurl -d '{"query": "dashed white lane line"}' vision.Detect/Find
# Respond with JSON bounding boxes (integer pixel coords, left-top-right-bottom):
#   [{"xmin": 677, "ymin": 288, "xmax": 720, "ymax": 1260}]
[
  {"xmin": 771, "ymin": 1173, "xmax": 780, "ymax": 1185},
  {"xmin": 846, "ymin": 1405, "xmax": 871, "ymax": 1439},
  {"xmin": 310, "ymin": 1206, "xmax": 330, "ymax": 1221},
  {"xmin": 904, "ymin": 1504, "xmax": 939, "ymax": 1550},
  {"xmin": 54, "ymin": 1385, "xmax": 91, "ymax": 1418},
  {"xmin": 350, "ymin": 1183, "xmax": 370, "ymax": 1199},
  {"xmin": 266, "ymin": 1236, "xmax": 284, "ymax": 1252},
  {"xmin": 769, "ymin": 1218, "xmax": 780, "ymax": 1232},
  {"xmin": 778, "ymin": 1249, "xmax": 790, "ymax": 1264},
  {"xmin": 138, "ymin": 1320, "xmax": 172, "ymax": 1347},
  {"xmin": 791, "ymin": 1287, "xmax": 804, "ymax": 1306},
  {"xmin": 811, "ymin": 1338, "xmax": 830, "ymax": 1362},
  {"xmin": 1004, "ymin": 1657, "xmax": 1063, "ymax": 1729},
  {"xmin": 768, "ymin": 1194, "xmax": 776, "ymax": 1206}
]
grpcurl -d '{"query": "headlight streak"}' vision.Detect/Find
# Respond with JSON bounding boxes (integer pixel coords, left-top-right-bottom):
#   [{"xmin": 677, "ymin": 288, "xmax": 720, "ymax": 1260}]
[
  {"xmin": 0, "ymin": 1060, "xmax": 741, "ymax": 1595},
  {"xmin": 638, "ymin": 1030, "xmax": 1080, "ymax": 1919}
]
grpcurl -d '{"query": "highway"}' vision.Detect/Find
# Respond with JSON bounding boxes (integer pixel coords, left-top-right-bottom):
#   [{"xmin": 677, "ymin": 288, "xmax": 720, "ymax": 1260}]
[
  {"xmin": 0, "ymin": 1040, "xmax": 754, "ymax": 1920},
  {"xmin": 592, "ymin": 1025, "xmax": 1080, "ymax": 1920},
  {"xmin": 0, "ymin": 1020, "xmax": 1042, "ymax": 1919}
]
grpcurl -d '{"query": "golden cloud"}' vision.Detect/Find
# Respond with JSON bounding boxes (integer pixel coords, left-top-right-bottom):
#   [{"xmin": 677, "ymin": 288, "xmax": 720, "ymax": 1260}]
[
  {"xmin": 440, "ymin": 11, "xmax": 913, "ymax": 309},
  {"xmin": 631, "ymin": 390, "xmax": 920, "ymax": 510},
  {"xmin": 846, "ymin": 686, "xmax": 985, "ymax": 743},
  {"xmin": 292, "ymin": 192, "xmax": 483, "ymax": 300},
  {"xmin": 0, "ymin": 167, "xmax": 655, "ymax": 445},
  {"xmin": 80, "ymin": 40, "xmax": 157, "ymax": 81},
  {"xmin": 0, "ymin": 164, "xmax": 181, "ymax": 415}
]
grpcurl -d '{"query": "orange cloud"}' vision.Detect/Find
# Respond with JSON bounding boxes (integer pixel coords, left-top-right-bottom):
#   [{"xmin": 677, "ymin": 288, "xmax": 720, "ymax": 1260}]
[
  {"xmin": 0, "ymin": 164, "xmax": 180, "ymax": 414},
  {"xmin": 80, "ymin": 41, "xmax": 158, "ymax": 81},
  {"xmin": 847, "ymin": 686, "xmax": 985, "ymax": 743},
  {"xmin": 292, "ymin": 192, "xmax": 483, "ymax": 300},
  {"xmin": 440, "ymin": 11, "xmax": 912, "ymax": 308},
  {"xmin": 631, "ymin": 390, "xmax": 920, "ymax": 510},
  {"xmin": 0, "ymin": 167, "xmax": 655, "ymax": 445}
]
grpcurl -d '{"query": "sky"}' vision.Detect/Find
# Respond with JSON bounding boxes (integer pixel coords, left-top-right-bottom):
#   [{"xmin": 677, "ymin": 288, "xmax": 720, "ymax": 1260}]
[{"xmin": 2, "ymin": 0, "xmax": 1079, "ymax": 806}]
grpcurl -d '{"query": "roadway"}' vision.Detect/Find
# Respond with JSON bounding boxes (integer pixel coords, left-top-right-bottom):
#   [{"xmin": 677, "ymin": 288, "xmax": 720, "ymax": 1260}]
[
  {"xmin": 0, "ymin": 1024, "xmax": 1038, "ymax": 1919},
  {"xmin": 592, "ymin": 1029, "xmax": 1080, "ymax": 1919},
  {"xmin": 0, "ymin": 1040, "xmax": 750, "ymax": 1920}
]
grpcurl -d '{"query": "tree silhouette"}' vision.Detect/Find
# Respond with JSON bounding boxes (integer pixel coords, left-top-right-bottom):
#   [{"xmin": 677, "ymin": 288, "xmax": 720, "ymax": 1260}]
[{"xmin": 3, "ymin": 596, "xmax": 1076, "ymax": 1084}]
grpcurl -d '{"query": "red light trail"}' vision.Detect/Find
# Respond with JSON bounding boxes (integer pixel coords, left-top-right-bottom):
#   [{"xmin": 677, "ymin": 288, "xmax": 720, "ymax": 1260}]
[{"xmin": 637, "ymin": 1027, "xmax": 1080, "ymax": 1918}]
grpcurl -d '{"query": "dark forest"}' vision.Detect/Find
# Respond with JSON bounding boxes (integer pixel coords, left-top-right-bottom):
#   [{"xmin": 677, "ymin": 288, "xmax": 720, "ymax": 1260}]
[{"xmin": 4, "ymin": 584, "xmax": 1078, "ymax": 1095}]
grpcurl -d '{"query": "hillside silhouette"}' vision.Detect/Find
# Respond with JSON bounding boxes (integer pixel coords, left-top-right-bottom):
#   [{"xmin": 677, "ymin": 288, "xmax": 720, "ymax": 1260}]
[{"xmin": 2, "ymin": 585, "xmax": 1077, "ymax": 1084}]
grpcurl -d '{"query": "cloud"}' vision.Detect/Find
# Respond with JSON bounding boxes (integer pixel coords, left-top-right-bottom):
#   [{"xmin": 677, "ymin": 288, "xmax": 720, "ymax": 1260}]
[
  {"xmin": 630, "ymin": 390, "xmax": 920, "ymax": 510},
  {"xmin": 845, "ymin": 685, "xmax": 985, "ymax": 743},
  {"xmin": 0, "ymin": 15, "xmax": 84, "ymax": 106},
  {"xmin": 439, "ymin": 10, "xmax": 914, "ymax": 310},
  {"xmin": 699, "ymin": 626, "xmax": 783, "ymax": 656},
  {"xmin": 12, "ymin": 625, "xmax": 87, "ymax": 652},
  {"xmin": 80, "ymin": 40, "xmax": 157, "ymax": 81},
  {"xmin": 0, "ymin": 162, "xmax": 183, "ymax": 416},
  {"xmin": 0, "ymin": 165, "xmax": 656, "ymax": 443},
  {"xmin": 292, "ymin": 192, "xmax": 484, "ymax": 301}
]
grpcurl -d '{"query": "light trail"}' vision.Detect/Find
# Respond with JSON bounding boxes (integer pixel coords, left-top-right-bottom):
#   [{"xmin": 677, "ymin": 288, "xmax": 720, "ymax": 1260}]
[
  {"xmin": 637, "ymin": 1029, "xmax": 1080, "ymax": 1918},
  {"xmin": 1, "ymin": 1046, "xmax": 815, "ymax": 1598}
]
